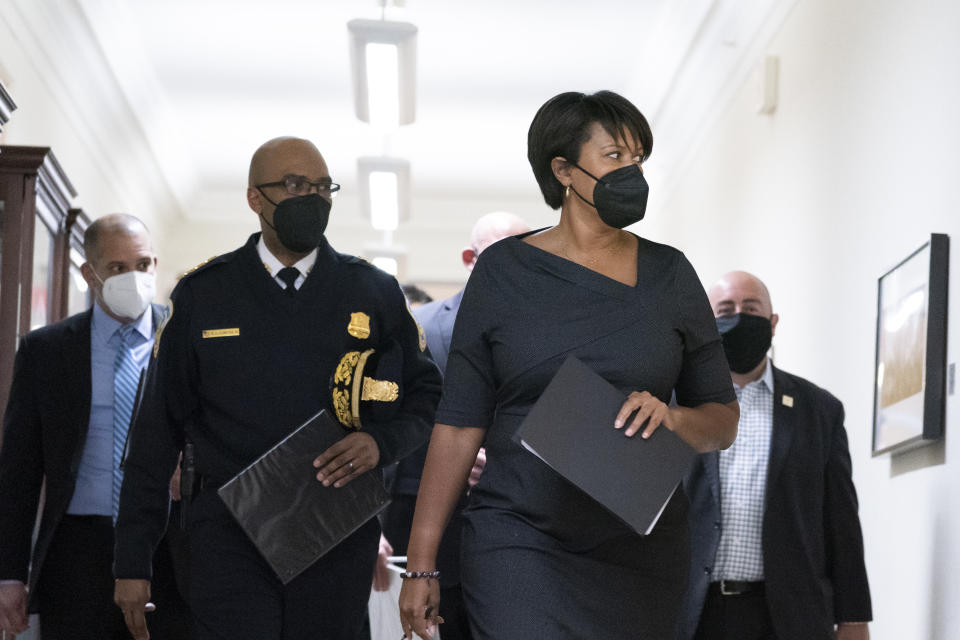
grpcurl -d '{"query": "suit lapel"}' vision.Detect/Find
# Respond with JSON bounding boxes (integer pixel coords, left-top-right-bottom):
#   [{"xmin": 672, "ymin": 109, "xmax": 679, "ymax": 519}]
[
  {"xmin": 766, "ymin": 365, "xmax": 797, "ymax": 490},
  {"xmin": 63, "ymin": 310, "xmax": 94, "ymax": 470},
  {"xmin": 436, "ymin": 290, "xmax": 462, "ymax": 359}
]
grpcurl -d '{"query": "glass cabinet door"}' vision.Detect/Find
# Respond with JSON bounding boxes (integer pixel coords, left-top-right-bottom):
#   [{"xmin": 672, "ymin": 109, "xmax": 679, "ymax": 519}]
[
  {"xmin": 67, "ymin": 247, "xmax": 90, "ymax": 316},
  {"xmin": 0, "ymin": 146, "xmax": 78, "ymax": 447},
  {"xmin": 30, "ymin": 216, "xmax": 55, "ymax": 330}
]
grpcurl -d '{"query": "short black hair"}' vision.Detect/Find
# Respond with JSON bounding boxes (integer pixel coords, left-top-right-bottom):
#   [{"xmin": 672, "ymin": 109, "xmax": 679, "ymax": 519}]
[
  {"xmin": 527, "ymin": 90, "xmax": 653, "ymax": 210},
  {"xmin": 401, "ymin": 283, "xmax": 433, "ymax": 306}
]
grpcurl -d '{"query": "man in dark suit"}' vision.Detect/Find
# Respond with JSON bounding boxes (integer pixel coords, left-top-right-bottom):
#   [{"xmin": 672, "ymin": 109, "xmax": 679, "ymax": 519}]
[
  {"xmin": 0, "ymin": 214, "xmax": 190, "ymax": 639},
  {"xmin": 679, "ymin": 270, "xmax": 872, "ymax": 640},
  {"xmin": 382, "ymin": 211, "xmax": 529, "ymax": 640}
]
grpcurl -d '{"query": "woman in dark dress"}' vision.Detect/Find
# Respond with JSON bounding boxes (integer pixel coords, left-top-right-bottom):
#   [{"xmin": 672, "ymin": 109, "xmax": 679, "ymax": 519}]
[{"xmin": 399, "ymin": 91, "xmax": 739, "ymax": 640}]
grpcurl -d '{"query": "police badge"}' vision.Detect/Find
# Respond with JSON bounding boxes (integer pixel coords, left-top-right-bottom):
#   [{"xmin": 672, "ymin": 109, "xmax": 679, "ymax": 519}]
[{"xmin": 347, "ymin": 312, "xmax": 371, "ymax": 339}]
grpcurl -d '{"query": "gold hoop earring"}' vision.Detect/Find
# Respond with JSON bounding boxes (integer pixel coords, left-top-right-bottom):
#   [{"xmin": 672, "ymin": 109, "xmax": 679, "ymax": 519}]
[{"xmin": 565, "ymin": 185, "xmax": 570, "ymax": 198}]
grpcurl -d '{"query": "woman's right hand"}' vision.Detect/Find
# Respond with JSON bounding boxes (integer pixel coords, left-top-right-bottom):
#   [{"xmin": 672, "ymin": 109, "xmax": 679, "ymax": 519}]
[{"xmin": 398, "ymin": 576, "xmax": 442, "ymax": 639}]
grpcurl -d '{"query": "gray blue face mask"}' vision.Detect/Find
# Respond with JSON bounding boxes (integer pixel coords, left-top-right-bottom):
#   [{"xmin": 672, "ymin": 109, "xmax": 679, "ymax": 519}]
[{"xmin": 569, "ymin": 163, "xmax": 649, "ymax": 229}]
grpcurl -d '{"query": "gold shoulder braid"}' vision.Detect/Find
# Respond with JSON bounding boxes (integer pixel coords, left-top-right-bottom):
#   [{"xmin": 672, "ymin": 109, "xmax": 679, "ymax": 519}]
[{"xmin": 177, "ymin": 255, "xmax": 219, "ymax": 280}]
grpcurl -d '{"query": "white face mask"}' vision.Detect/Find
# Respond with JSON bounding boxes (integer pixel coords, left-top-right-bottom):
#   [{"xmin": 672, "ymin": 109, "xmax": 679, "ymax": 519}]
[{"xmin": 96, "ymin": 270, "xmax": 156, "ymax": 320}]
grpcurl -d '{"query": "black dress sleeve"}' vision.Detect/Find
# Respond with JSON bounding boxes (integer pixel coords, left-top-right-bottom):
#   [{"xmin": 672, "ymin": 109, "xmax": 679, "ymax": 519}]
[
  {"xmin": 672, "ymin": 252, "xmax": 737, "ymax": 407},
  {"xmin": 434, "ymin": 255, "xmax": 498, "ymax": 429}
]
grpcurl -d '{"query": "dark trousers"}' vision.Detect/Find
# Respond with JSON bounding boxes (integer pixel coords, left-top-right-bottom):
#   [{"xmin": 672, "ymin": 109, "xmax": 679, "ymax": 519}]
[
  {"xmin": 439, "ymin": 584, "xmax": 473, "ymax": 640},
  {"xmin": 152, "ymin": 503, "xmax": 195, "ymax": 639},
  {"xmin": 35, "ymin": 514, "xmax": 192, "ymax": 640},
  {"xmin": 693, "ymin": 584, "xmax": 776, "ymax": 640},
  {"xmin": 186, "ymin": 491, "xmax": 379, "ymax": 640}
]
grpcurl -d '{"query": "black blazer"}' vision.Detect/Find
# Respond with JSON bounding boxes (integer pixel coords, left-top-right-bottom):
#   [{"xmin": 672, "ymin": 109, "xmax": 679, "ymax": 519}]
[
  {"xmin": 679, "ymin": 365, "xmax": 872, "ymax": 640},
  {"xmin": 0, "ymin": 304, "xmax": 166, "ymax": 609}
]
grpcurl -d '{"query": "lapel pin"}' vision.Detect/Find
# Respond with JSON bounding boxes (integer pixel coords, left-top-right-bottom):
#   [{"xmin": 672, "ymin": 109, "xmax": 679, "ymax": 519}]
[{"xmin": 782, "ymin": 394, "xmax": 794, "ymax": 408}]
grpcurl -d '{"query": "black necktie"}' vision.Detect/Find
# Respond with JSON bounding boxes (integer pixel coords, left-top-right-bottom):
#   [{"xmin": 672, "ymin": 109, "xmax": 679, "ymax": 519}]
[{"xmin": 277, "ymin": 267, "xmax": 299, "ymax": 295}]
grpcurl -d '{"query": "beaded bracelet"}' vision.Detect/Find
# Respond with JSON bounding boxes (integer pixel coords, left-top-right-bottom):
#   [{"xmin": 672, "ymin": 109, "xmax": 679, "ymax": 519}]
[{"xmin": 399, "ymin": 570, "xmax": 440, "ymax": 580}]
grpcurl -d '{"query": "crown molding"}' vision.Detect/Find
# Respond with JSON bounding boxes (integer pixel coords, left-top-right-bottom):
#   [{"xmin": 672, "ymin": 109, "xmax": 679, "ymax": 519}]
[
  {"xmin": 644, "ymin": 0, "xmax": 802, "ymax": 204},
  {"xmin": 629, "ymin": 0, "xmax": 719, "ymax": 118},
  {"xmin": 75, "ymin": 0, "xmax": 197, "ymax": 206},
  {"xmin": 0, "ymin": 0, "xmax": 185, "ymax": 219}
]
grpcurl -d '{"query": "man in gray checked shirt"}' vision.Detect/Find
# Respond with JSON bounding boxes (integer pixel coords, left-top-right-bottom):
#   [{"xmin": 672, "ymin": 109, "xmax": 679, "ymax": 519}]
[{"xmin": 678, "ymin": 271, "xmax": 872, "ymax": 640}]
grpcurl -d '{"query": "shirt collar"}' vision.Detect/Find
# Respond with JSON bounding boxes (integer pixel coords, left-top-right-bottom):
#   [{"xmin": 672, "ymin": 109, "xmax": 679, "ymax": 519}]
[
  {"xmin": 759, "ymin": 357, "xmax": 774, "ymax": 391},
  {"xmin": 91, "ymin": 300, "xmax": 153, "ymax": 341},
  {"xmin": 733, "ymin": 357, "xmax": 774, "ymax": 393},
  {"xmin": 257, "ymin": 236, "xmax": 317, "ymax": 279}
]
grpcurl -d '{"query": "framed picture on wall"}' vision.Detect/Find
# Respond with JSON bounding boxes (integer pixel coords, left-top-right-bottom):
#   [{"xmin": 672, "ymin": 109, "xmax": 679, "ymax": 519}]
[{"xmin": 872, "ymin": 233, "xmax": 949, "ymax": 455}]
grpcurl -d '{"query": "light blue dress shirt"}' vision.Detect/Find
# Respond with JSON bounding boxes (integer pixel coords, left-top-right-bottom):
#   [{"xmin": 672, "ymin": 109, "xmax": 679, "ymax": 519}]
[{"xmin": 66, "ymin": 302, "xmax": 154, "ymax": 516}]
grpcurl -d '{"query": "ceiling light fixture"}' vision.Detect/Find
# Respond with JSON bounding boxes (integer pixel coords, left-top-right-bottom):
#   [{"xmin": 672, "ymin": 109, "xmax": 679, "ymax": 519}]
[
  {"xmin": 358, "ymin": 156, "xmax": 410, "ymax": 231},
  {"xmin": 347, "ymin": 19, "xmax": 417, "ymax": 128},
  {"xmin": 364, "ymin": 244, "xmax": 407, "ymax": 279}
]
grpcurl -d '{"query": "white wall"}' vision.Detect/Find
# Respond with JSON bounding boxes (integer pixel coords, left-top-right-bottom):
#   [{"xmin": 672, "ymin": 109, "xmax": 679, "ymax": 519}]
[
  {"xmin": 649, "ymin": 0, "xmax": 960, "ymax": 636},
  {"xmin": 0, "ymin": 1, "xmax": 181, "ymax": 237}
]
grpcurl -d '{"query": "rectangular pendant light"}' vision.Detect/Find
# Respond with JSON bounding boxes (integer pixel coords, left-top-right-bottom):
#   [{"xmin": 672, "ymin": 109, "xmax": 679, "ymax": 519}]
[
  {"xmin": 347, "ymin": 19, "xmax": 417, "ymax": 127},
  {"xmin": 358, "ymin": 156, "xmax": 410, "ymax": 231}
]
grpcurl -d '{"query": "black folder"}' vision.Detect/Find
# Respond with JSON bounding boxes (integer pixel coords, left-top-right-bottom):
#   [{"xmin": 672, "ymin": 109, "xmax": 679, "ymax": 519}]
[
  {"xmin": 217, "ymin": 409, "xmax": 390, "ymax": 584},
  {"xmin": 516, "ymin": 356, "xmax": 696, "ymax": 535}
]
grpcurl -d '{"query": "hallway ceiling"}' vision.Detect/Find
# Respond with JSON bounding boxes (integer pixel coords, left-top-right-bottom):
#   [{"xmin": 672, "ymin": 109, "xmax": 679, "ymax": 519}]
[{"xmin": 73, "ymin": 0, "xmax": 797, "ymax": 222}]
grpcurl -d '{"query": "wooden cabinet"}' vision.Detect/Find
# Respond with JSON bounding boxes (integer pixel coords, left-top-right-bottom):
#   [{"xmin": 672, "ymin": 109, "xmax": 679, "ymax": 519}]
[{"xmin": 0, "ymin": 145, "xmax": 82, "ymax": 425}]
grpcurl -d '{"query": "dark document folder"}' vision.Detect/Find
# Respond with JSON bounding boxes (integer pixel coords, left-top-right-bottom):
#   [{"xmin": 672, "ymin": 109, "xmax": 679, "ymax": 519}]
[
  {"xmin": 217, "ymin": 409, "xmax": 390, "ymax": 584},
  {"xmin": 516, "ymin": 356, "xmax": 696, "ymax": 536}
]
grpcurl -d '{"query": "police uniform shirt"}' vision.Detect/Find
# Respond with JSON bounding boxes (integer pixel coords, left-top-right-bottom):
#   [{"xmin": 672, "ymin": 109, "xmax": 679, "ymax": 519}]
[
  {"xmin": 257, "ymin": 237, "xmax": 316, "ymax": 291},
  {"xmin": 114, "ymin": 232, "xmax": 442, "ymax": 578}
]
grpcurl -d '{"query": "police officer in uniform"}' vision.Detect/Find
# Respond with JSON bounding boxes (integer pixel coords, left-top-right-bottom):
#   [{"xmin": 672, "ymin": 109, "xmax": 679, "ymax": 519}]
[{"xmin": 113, "ymin": 137, "xmax": 442, "ymax": 640}]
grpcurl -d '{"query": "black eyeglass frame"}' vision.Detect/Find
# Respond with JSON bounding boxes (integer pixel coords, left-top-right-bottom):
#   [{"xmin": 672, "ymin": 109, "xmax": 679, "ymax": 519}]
[{"xmin": 255, "ymin": 174, "xmax": 341, "ymax": 198}]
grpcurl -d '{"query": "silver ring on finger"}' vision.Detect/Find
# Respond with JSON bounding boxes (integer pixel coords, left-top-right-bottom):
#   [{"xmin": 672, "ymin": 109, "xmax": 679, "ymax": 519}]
[{"xmin": 348, "ymin": 461, "xmax": 354, "ymax": 469}]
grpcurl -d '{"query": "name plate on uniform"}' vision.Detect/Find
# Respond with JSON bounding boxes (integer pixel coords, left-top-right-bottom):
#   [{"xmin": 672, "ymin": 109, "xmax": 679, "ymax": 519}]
[{"xmin": 202, "ymin": 328, "xmax": 240, "ymax": 338}]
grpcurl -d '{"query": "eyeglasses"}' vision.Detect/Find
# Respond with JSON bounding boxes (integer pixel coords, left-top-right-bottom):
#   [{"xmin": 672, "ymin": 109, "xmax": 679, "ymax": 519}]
[{"xmin": 256, "ymin": 174, "xmax": 341, "ymax": 198}]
